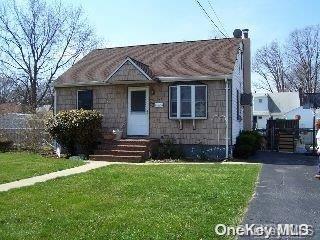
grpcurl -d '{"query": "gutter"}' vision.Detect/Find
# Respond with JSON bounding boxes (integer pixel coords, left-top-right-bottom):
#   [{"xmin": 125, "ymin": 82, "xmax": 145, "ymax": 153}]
[
  {"xmin": 158, "ymin": 75, "xmax": 232, "ymax": 82},
  {"xmin": 54, "ymin": 75, "xmax": 233, "ymax": 88},
  {"xmin": 53, "ymin": 91, "xmax": 57, "ymax": 115},
  {"xmin": 54, "ymin": 81, "xmax": 109, "ymax": 88}
]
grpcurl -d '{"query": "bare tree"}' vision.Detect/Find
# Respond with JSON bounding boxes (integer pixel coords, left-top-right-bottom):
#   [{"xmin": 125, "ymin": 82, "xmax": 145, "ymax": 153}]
[
  {"xmin": 253, "ymin": 41, "xmax": 288, "ymax": 92},
  {"xmin": 286, "ymin": 25, "xmax": 320, "ymax": 93},
  {"xmin": 254, "ymin": 25, "xmax": 320, "ymax": 93},
  {"xmin": 0, "ymin": 74, "xmax": 15, "ymax": 103},
  {"xmin": 0, "ymin": 0, "xmax": 100, "ymax": 111}
]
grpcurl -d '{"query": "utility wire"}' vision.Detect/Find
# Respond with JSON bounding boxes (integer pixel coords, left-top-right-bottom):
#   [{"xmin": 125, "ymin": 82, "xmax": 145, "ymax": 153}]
[
  {"xmin": 194, "ymin": 0, "xmax": 229, "ymax": 39},
  {"xmin": 206, "ymin": 0, "xmax": 229, "ymax": 37}
]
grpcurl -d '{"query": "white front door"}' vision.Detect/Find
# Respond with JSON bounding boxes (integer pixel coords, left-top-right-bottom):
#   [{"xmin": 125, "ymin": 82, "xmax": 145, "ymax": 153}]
[{"xmin": 127, "ymin": 87, "xmax": 149, "ymax": 136}]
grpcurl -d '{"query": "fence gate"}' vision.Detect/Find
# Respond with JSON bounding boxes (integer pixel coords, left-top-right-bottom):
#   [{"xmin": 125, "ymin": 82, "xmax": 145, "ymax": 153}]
[{"xmin": 266, "ymin": 119, "xmax": 299, "ymax": 152}]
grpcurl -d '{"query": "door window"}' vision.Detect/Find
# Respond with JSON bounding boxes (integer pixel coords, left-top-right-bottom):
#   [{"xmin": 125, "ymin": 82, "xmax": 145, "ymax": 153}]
[{"xmin": 131, "ymin": 90, "xmax": 146, "ymax": 112}]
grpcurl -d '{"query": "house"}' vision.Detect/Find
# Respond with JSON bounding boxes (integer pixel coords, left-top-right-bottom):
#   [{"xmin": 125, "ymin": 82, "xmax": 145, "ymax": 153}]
[
  {"xmin": 54, "ymin": 30, "xmax": 252, "ymax": 160},
  {"xmin": 0, "ymin": 102, "xmax": 24, "ymax": 114},
  {"xmin": 285, "ymin": 106, "xmax": 320, "ymax": 129},
  {"xmin": 36, "ymin": 104, "xmax": 52, "ymax": 113},
  {"xmin": 253, "ymin": 92, "xmax": 300, "ymax": 129}
]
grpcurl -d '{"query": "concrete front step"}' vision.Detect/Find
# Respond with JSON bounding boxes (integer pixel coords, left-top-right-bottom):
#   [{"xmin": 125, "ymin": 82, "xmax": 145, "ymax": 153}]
[
  {"xmin": 104, "ymin": 139, "xmax": 152, "ymax": 146},
  {"xmin": 89, "ymin": 154, "xmax": 143, "ymax": 162},
  {"xmin": 92, "ymin": 138, "xmax": 159, "ymax": 163},
  {"xmin": 94, "ymin": 149, "xmax": 146, "ymax": 156},
  {"xmin": 97, "ymin": 144, "xmax": 148, "ymax": 151}
]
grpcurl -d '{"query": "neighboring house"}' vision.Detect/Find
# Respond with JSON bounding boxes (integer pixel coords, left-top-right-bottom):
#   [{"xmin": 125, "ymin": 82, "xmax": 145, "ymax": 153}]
[
  {"xmin": 36, "ymin": 104, "xmax": 52, "ymax": 113},
  {"xmin": 253, "ymin": 92, "xmax": 300, "ymax": 129},
  {"xmin": 285, "ymin": 107, "xmax": 320, "ymax": 129},
  {"xmin": 0, "ymin": 103, "xmax": 24, "ymax": 114},
  {"xmin": 54, "ymin": 31, "xmax": 252, "ymax": 158}
]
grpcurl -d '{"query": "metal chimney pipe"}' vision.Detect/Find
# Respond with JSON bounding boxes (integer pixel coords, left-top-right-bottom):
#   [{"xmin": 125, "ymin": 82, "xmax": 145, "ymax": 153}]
[{"xmin": 242, "ymin": 29, "xmax": 249, "ymax": 38}]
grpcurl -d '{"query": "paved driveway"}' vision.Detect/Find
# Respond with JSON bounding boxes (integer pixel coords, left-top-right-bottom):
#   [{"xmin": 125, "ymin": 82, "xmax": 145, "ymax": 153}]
[{"xmin": 240, "ymin": 151, "xmax": 320, "ymax": 239}]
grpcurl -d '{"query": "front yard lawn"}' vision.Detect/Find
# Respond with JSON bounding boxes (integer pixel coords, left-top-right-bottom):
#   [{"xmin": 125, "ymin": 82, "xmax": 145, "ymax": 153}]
[
  {"xmin": 0, "ymin": 164, "xmax": 260, "ymax": 239},
  {"xmin": 0, "ymin": 152, "xmax": 84, "ymax": 184}
]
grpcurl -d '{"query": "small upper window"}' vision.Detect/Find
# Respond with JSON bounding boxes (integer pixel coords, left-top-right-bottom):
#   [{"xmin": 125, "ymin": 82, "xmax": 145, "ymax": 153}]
[
  {"xmin": 258, "ymin": 98, "xmax": 262, "ymax": 103},
  {"xmin": 77, "ymin": 90, "xmax": 93, "ymax": 110},
  {"xmin": 258, "ymin": 116, "xmax": 262, "ymax": 119}
]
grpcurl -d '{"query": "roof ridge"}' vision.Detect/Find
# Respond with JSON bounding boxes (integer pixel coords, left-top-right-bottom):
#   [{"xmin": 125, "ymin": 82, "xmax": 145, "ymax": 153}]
[{"xmin": 95, "ymin": 37, "xmax": 239, "ymax": 51}]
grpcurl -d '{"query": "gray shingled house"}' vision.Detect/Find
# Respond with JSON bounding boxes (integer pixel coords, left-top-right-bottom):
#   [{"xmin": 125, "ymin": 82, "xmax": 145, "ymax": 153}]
[{"xmin": 54, "ymin": 31, "xmax": 252, "ymax": 161}]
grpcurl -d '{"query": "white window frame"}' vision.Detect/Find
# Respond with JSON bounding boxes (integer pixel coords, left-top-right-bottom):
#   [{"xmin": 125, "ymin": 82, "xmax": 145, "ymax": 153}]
[{"xmin": 169, "ymin": 84, "xmax": 207, "ymax": 120}]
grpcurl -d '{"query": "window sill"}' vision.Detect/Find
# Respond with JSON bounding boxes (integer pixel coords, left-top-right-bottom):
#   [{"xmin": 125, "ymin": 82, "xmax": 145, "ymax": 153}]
[{"xmin": 169, "ymin": 117, "xmax": 208, "ymax": 120}]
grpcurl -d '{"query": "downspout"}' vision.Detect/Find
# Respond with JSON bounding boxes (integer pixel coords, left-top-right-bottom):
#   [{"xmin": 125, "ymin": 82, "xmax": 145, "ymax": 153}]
[
  {"xmin": 53, "ymin": 90, "xmax": 57, "ymax": 116},
  {"xmin": 225, "ymin": 77, "xmax": 229, "ymax": 159},
  {"xmin": 53, "ymin": 89, "xmax": 61, "ymax": 157}
]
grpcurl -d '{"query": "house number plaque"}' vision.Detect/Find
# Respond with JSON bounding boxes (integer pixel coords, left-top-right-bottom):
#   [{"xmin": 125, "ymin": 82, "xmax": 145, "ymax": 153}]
[{"xmin": 154, "ymin": 102, "xmax": 164, "ymax": 108}]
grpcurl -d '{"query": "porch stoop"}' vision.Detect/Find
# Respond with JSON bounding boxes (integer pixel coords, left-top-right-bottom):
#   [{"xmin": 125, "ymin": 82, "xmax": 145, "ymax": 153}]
[{"xmin": 89, "ymin": 139, "xmax": 160, "ymax": 162}]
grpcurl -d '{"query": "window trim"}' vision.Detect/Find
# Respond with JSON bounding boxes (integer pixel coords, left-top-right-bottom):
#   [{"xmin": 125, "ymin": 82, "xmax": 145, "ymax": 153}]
[
  {"xmin": 169, "ymin": 84, "xmax": 207, "ymax": 120},
  {"xmin": 77, "ymin": 89, "xmax": 93, "ymax": 110}
]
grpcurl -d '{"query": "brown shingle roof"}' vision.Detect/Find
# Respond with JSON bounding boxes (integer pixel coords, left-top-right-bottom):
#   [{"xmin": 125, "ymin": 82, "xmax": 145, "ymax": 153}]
[
  {"xmin": 127, "ymin": 57, "xmax": 154, "ymax": 79},
  {"xmin": 56, "ymin": 38, "xmax": 242, "ymax": 85}
]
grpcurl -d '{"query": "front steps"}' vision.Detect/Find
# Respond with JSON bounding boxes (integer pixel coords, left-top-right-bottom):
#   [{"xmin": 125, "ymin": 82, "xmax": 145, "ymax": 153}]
[{"xmin": 89, "ymin": 139, "xmax": 159, "ymax": 162}]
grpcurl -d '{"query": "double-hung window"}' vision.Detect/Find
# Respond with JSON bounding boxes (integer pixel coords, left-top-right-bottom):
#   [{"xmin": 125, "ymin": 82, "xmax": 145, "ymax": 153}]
[
  {"xmin": 77, "ymin": 90, "xmax": 93, "ymax": 110},
  {"xmin": 169, "ymin": 85, "xmax": 207, "ymax": 119}
]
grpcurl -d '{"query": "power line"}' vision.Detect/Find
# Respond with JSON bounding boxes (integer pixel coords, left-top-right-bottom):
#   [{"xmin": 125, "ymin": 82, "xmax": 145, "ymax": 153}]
[
  {"xmin": 194, "ymin": 0, "xmax": 229, "ymax": 39},
  {"xmin": 206, "ymin": 0, "xmax": 229, "ymax": 37}
]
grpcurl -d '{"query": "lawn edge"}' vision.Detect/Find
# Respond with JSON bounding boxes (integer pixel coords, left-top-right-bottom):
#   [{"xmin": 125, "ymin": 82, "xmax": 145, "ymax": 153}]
[
  {"xmin": 0, "ymin": 152, "xmax": 86, "ymax": 184},
  {"xmin": 234, "ymin": 164, "xmax": 262, "ymax": 237}
]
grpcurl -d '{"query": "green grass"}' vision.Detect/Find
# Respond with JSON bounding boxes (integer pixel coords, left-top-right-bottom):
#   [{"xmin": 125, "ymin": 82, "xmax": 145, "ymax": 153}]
[
  {"xmin": 0, "ymin": 152, "xmax": 84, "ymax": 184},
  {"xmin": 0, "ymin": 164, "xmax": 260, "ymax": 240}
]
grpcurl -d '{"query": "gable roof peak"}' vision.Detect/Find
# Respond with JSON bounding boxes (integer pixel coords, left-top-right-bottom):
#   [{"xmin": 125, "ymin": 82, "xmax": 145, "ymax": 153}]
[{"xmin": 106, "ymin": 56, "xmax": 154, "ymax": 83}]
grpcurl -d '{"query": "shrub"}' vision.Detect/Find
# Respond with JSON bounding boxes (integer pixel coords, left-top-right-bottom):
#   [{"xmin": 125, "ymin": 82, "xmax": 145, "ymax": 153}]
[
  {"xmin": 195, "ymin": 142, "xmax": 209, "ymax": 161},
  {"xmin": 0, "ymin": 139, "xmax": 13, "ymax": 152},
  {"xmin": 234, "ymin": 131, "xmax": 262, "ymax": 159},
  {"xmin": 46, "ymin": 109, "xmax": 103, "ymax": 157},
  {"xmin": 24, "ymin": 113, "xmax": 51, "ymax": 152},
  {"xmin": 233, "ymin": 144, "xmax": 253, "ymax": 159},
  {"xmin": 152, "ymin": 139, "xmax": 184, "ymax": 160}
]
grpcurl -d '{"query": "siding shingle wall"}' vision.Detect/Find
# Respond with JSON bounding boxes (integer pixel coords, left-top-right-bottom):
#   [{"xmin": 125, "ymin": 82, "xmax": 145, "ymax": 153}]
[{"xmin": 55, "ymin": 80, "xmax": 229, "ymax": 145}]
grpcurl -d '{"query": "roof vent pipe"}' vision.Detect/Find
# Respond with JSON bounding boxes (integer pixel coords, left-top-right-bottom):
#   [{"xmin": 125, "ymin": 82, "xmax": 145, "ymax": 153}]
[
  {"xmin": 233, "ymin": 29, "xmax": 242, "ymax": 38},
  {"xmin": 242, "ymin": 29, "xmax": 249, "ymax": 38}
]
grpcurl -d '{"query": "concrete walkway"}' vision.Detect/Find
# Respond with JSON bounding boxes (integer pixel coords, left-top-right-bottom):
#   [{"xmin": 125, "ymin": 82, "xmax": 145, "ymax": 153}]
[
  {"xmin": 0, "ymin": 161, "xmax": 111, "ymax": 192},
  {"xmin": 240, "ymin": 151, "xmax": 320, "ymax": 239}
]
